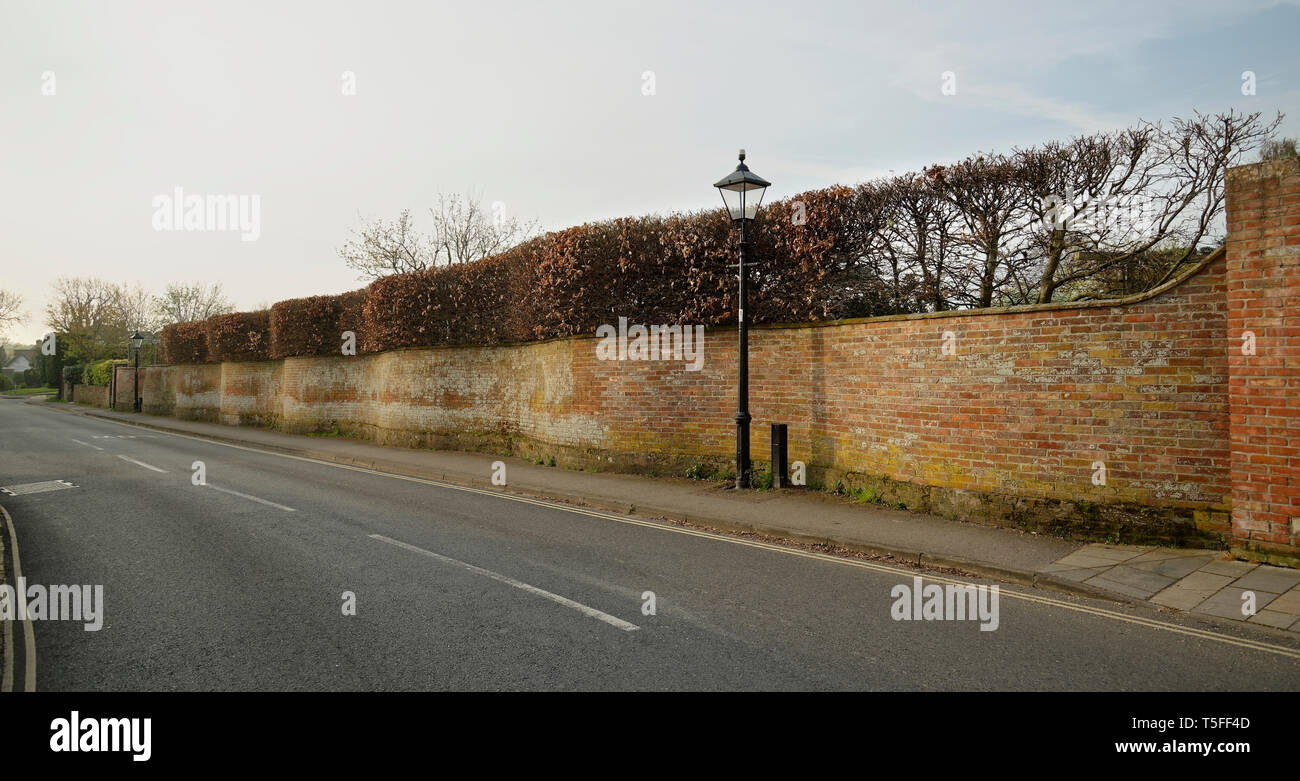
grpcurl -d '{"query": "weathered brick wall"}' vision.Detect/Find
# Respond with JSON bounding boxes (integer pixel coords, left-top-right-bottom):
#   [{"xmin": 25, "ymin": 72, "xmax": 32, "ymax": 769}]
[
  {"xmin": 1225, "ymin": 157, "xmax": 1300, "ymax": 565},
  {"xmin": 173, "ymin": 364, "xmax": 221, "ymax": 422},
  {"xmin": 71, "ymin": 383, "xmax": 110, "ymax": 409},
  {"xmin": 122, "ymin": 160, "xmax": 1300, "ymax": 557},
  {"xmin": 133, "ymin": 249, "xmax": 1230, "ymax": 546},
  {"xmin": 219, "ymin": 361, "xmax": 282, "ymax": 427},
  {"xmin": 111, "ymin": 364, "xmax": 144, "ymax": 411}
]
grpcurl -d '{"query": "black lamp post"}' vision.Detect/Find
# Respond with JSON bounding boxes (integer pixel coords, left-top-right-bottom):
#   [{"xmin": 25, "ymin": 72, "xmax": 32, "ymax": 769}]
[
  {"xmin": 713, "ymin": 149, "xmax": 770, "ymax": 489},
  {"xmin": 130, "ymin": 331, "xmax": 143, "ymax": 412}
]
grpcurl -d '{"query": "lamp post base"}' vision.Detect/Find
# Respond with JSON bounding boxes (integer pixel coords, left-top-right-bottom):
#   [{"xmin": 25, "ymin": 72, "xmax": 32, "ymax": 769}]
[{"xmin": 735, "ymin": 412, "xmax": 751, "ymax": 489}]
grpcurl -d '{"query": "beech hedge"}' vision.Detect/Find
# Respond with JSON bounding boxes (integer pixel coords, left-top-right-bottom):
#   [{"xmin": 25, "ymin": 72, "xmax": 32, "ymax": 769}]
[
  {"xmin": 158, "ymin": 191, "xmax": 898, "ymax": 362},
  {"xmin": 205, "ymin": 311, "xmax": 271, "ymax": 363},
  {"xmin": 160, "ymin": 321, "xmax": 210, "ymax": 364}
]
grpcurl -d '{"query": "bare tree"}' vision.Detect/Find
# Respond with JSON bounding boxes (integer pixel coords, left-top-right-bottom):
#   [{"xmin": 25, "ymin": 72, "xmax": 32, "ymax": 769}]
[
  {"xmin": 931, "ymin": 154, "xmax": 1031, "ymax": 308},
  {"xmin": 0, "ymin": 288, "xmax": 25, "ymax": 338},
  {"xmin": 428, "ymin": 193, "xmax": 539, "ymax": 266},
  {"xmin": 338, "ymin": 209, "xmax": 434, "ymax": 280},
  {"xmin": 119, "ymin": 284, "xmax": 164, "ymax": 334},
  {"xmin": 1016, "ymin": 126, "xmax": 1161, "ymax": 303},
  {"xmin": 1023, "ymin": 110, "xmax": 1281, "ymax": 302},
  {"xmin": 339, "ymin": 194, "xmax": 539, "ymax": 280},
  {"xmin": 153, "ymin": 282, "xmax": 236, "ymax": 324},
  {"xmin": 881, "ymin": 173, "xmax": 959, "ymax": 312}
]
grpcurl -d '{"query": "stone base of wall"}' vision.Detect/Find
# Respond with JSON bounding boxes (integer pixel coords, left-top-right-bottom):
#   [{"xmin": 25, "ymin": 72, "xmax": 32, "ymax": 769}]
[
  {"xmin": 826, "ymin": 468, "xmax": 1224, "ymax": 548},
  {"xmin": 1230, "ymin": 543, "xmax": 1300, "ymax": 570}
]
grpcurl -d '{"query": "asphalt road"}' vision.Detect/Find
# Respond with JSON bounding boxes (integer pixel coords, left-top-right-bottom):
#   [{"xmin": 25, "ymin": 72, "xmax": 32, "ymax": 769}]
[{"xmin": 2, "ymin": 398, "xmax": 1299, "ymax": 691}]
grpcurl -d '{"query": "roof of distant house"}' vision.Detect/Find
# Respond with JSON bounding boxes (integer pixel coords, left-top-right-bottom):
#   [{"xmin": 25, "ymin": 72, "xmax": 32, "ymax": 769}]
[{"xmin": 2, "ymin": 348, "xmax": 37, "ymax": 369}]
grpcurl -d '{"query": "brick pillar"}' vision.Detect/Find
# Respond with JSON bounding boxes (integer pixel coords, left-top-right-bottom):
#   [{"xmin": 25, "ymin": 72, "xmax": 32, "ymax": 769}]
[
  {"xmin": 1225, "ymin": 157, "xmax": 1300, "ymax": 565},
  {"xmin": 113, "ymin": 363, "xmax": 136, "ymax": 411}
]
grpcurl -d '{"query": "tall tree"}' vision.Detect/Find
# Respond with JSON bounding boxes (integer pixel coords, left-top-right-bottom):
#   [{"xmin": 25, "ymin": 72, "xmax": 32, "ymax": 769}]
[
  {"xmin": 1022, "ymin": 110, "xmax": 1281, "ymax": 303},
  {"xmin": 43, "ymin": 278, "xmax": 132, "ymax": 361},
  {"xmin": 339, "ymin": 193, "xmax": 539, "ymax": 280},
  {"xmin": 153, "ymin": 282, "xmax": 235, "ymax": 324},
  {"xmin": 931, "ymin": 154, "xmax": 1030, "ymax": 308}
]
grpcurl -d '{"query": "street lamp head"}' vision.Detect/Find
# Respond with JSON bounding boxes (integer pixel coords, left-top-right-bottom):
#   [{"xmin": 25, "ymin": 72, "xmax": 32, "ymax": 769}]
[
  {"xmin": 713, "ymin": 148, "xmax": 771, "ymax": 223},
  {"xmin": 130, "ymin": 331, "xmax": 144, "ymax": 350}
]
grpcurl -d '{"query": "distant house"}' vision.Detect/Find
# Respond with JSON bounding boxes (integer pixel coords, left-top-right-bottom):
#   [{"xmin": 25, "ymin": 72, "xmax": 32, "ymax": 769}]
[{"xmin": 2, "ymin": 348, "xmax": 37, "ymax": 375}]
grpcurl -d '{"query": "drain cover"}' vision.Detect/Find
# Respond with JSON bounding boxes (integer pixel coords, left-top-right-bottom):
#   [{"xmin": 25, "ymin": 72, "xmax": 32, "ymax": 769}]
[{"xmin": 1, "ymin": 480, "xmax": 78, "ymax": 496}]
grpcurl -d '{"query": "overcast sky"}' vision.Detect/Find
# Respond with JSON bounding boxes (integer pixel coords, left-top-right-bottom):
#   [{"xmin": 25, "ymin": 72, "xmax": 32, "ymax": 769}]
[{"xmin": 1, "ymin": 0, "xmax": 1297, "ymax": 345}]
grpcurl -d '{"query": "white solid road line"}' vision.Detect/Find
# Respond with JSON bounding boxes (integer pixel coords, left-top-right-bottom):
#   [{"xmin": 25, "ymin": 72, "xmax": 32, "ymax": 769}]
[
  {"xmin": 0, "ymin": 503, "xmax": 37, "ymax": 692},
  {"xmin": 70, "ymin": 438, "xmax": 103, "ymax": 451},
  {"xmin": 116, "ymin": 454, "xmax": 167, "ymax": 473},
  {"xmin": 369, "ymin": 533, "xmax": 640, "ymax": 632},
  {"xmin": 207, "ymin": 484, "xmax": 297, "ymax": 512},
  {"xmin": 46, "ymin": 407, "xmax": 1300, "ymax": 660}
]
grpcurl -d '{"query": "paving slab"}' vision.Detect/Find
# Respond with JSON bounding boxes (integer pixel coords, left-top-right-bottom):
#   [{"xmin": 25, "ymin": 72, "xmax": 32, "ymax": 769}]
[
  {"xmin": 1199, "ymin": 559, "xmax": 1260, "ymax": 578},
  {"xmin": 1172, "ymin": 570, "xmax": 1237, "ymax": 593},
  {"xmin": 1083, "ymin": 574, "xmax": 1167, "ymax": 600},
  {"xmin": 1129, "ymin": 554, "xmax": 1216, "ymax": 579},
  {"xmin": 1086, "ymin": 564, "xmax": 1176, "ymax": 594},
  {"xmin": 1264, "ymin": 588, "xmax": 1300, "ymax": 616},
  {"xmin": 1071, "ymin": 544, "xmax": 1150, "ymax": 562},
  {"xmin": 1247, "ymin": 610, "xmax": 1300, "ymax": 630},
  {"xmin": 1193, "ymin": 586, "xmax": 1279, "ymax": 621},
  {"xmin": 1149, "ymin": 586, "xmax": 1213, "ymax": 611},
  {"xmin": 1054, "ymin": 551, "xmax": 1141, "ymax": 569},
  {"xmin": 1043, "ymin": 565, "xmax": 1113, "ymax": 583},
  {"xmin": 1128, "ymin": 548, "xmax": 1219, "ymax": 564},
  {"xmin": 1232, "ymin": 565, "xmax": 1300, "ymax": 594}
]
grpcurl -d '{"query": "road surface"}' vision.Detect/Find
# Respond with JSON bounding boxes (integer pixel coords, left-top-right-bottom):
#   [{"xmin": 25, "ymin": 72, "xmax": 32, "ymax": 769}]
[{"xmin": 2, "ymin": 398, "xmax": 1298, "ymax": 691}]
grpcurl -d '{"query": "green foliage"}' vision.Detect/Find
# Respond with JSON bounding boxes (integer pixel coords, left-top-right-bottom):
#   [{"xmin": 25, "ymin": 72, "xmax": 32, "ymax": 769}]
[
  {"xmin": 84, "ymin": 359, "xmax": 126, "ymax": 386},
  {"xmin": 0, "ymin": 374, "xmax": 13, "ymax": 391},
  {"xmin": 851, "ymin": 486, "xmax": 879, "ymax": 504},
  {"xmin": 753, "ymin": 470, "xmax": 774, "ymax": 490},
  {"xmin": 35, "ymin": 335, "xmax": 66, "ymax": 388},
  {"xmin": 62, "ymin": 364, "xmax": 85, "ymax": 385},
  {"xmin": 4, "ymin": 385, "xmax": 56, "ymax": 396}
]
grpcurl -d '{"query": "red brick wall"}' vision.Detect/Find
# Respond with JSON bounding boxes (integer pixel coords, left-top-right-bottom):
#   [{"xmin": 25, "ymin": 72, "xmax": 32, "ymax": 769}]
[
  {"xmin": 71, "ymin": 383, "xmax": 109, "ymax": 409},
  {"xmin": 112, "ymin": 364, "xmax": 137, "ymax": 411},
  {"xmin": 111, "ymin": 162, "xmax": 1300, "ymax": 559},
  {"xmin": 1225, "ymin": 157, "xmax": 1300, "ymax": 563},
  {"xmin": 133, "ymin": 248, "xmax": 1233, "ymax": 546}
]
